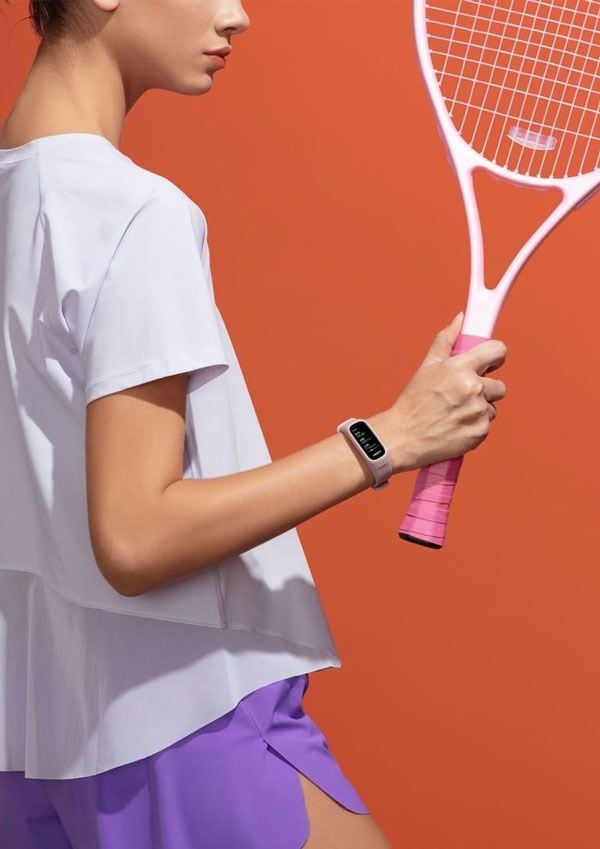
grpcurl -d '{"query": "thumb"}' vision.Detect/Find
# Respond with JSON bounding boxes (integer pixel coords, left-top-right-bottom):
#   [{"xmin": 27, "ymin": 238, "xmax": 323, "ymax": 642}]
[{"xmin": 422, "ymin": 311, "xmax": 464, "ymax": 365}]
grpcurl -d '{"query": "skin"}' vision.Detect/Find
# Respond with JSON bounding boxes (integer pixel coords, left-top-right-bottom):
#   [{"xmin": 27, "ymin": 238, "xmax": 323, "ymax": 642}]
[
  {"xmin": 0, "ymin": 7, "xmax": 506, "ymax": 845},
  {"xmin": 0, "ymin": 2, "xmax": 398, "ymax": 845},
  {"xmin": 0, "ymin": 0, "xmax": 250, "ymax": 149}
]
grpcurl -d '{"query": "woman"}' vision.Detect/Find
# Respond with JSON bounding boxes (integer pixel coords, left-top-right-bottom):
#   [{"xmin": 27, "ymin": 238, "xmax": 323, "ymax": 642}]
[{"xmin": 0, "ymin": 1, "xmax": 508, "ymax": 847}]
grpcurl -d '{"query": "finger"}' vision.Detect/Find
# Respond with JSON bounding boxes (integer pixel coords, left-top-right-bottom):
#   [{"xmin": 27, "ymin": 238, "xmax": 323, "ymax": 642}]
[
  {"xmin": 483, "ymin": 360, "xmax": 503, "ymax": 374},
  {"xmin": 423, "ymin": 312, "xmax": 464, "ymax": 365},
  {"xmin": 481, "ymin": 376, "xmax": 507, "ymax": 402},
  {"xmin": 455, "ymin": 339, "xmax": 508, "ymax": 375}
]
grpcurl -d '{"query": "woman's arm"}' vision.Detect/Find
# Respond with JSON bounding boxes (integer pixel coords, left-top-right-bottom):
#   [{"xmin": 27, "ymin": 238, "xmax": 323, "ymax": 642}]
[
  {"xmin": 85, "ymin": 373, "xmax": 398, "ymax": 597},
  {"xmin": 86, "ymin": 318, "xmax": 507, "ymax": 598}
]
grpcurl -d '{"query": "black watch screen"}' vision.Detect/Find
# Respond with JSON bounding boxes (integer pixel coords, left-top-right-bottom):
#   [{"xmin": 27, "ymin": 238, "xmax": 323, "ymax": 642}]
[{"xmin": 349, "ymin": 420, "xmax": 386, "ymax": 461}]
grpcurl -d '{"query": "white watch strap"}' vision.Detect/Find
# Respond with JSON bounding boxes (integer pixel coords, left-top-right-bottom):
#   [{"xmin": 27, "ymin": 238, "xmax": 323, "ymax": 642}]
[{"xmin": 336, "ymin": 417, "xmax": 392, "ymax": 490}]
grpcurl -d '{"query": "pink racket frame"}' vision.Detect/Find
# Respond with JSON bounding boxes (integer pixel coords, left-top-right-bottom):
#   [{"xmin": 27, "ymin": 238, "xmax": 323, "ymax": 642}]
[{"xmin": 399, "ymin": 0, "xmax": 600, "ymax": 549}]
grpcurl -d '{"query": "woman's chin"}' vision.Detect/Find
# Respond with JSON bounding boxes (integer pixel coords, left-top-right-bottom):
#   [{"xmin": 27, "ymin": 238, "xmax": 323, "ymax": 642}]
[{"xmin": 168, "ymin": 75, "xmax": 215, "ymax": 96}]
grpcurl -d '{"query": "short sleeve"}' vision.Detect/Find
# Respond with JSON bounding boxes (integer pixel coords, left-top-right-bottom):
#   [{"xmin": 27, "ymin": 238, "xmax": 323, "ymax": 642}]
[{"xmin": 80, "ymin": 191, "xmax": 229, "ymax": 405}]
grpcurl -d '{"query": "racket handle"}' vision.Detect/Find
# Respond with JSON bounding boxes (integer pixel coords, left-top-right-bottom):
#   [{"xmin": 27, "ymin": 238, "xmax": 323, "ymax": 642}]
[{"xmin": 398, "ymin": 333, "xmax": 490, "ymax": 549}]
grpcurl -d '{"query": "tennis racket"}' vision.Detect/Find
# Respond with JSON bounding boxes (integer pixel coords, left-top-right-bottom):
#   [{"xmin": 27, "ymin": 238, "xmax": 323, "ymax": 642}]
[{"xmin": 399, "ymin": 0, "xmax": 600, "ymax": 549}]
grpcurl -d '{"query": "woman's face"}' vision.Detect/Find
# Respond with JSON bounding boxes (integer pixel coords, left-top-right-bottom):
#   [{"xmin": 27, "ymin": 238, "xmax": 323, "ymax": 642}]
[{"xmin": 105, "ymin": 0, "xmax": 251, "ymax": 99}]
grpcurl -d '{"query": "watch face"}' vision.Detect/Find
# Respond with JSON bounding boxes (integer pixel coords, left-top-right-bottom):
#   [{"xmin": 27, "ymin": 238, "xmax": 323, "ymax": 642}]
[{"xmin": 349, "ymin": 420, "xmax": 386, "ymax": 460}]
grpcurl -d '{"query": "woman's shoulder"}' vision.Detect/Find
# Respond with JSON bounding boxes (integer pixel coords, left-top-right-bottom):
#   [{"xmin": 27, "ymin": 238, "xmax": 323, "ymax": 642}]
[{"xmin": 39, "ymin": 145, "xmax": 207, "ymax": 237}]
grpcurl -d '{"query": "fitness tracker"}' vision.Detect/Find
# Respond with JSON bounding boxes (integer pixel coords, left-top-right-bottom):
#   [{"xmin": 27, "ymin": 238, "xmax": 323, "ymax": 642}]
[{"xmin": 336, "ymin": 418, "xmax": 392, "ymax": 490}]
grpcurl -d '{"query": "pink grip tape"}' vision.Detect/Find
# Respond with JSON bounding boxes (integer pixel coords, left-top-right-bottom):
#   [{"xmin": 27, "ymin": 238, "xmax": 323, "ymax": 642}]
[{"xmin": 398, "ymin": 333, "xmax": 490, "ymax": 549}]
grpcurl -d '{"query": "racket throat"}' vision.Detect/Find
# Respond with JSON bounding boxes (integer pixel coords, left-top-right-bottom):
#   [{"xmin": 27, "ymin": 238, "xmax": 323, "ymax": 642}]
[{"xmin": 462, "ymin": 284, "xmax": 502, "ymax": 338}]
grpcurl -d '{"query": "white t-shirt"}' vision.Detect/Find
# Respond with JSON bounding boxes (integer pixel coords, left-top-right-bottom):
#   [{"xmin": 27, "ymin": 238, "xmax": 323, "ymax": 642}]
[{"xmin": 0, "ymin": 132, "xmax": 342, "ymax": 780}]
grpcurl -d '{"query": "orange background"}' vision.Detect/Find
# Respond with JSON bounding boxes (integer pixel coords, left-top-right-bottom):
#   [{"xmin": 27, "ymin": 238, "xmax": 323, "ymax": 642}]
[{"xmin": 2, "ymin": 1, "xmax": 600, "ymax": 845}]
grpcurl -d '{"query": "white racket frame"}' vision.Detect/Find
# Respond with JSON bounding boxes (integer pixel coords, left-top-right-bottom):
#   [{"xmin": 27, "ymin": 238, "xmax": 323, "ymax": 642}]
[{"xmin": 415, "ymin": 0, "xmax": 600, "ymax": 338}]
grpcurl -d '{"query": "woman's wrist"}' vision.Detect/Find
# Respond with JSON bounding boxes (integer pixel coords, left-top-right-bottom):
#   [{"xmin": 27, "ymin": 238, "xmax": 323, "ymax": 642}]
[{"xmin": 364, "ymin": 409, "xmax": 412, "ymax": 476}]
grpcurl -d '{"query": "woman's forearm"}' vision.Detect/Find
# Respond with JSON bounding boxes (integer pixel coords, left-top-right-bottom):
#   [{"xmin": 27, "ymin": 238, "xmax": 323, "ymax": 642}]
[{"xmin": 117, "ymin": 411, "xmax": 395, "ymax": 596}]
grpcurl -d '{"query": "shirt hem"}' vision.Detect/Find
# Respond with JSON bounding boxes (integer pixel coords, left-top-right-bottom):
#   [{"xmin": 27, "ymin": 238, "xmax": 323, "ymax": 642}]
[{"xmin": 85, "ymin": 347, "xmax": 229, "ymax": 404}]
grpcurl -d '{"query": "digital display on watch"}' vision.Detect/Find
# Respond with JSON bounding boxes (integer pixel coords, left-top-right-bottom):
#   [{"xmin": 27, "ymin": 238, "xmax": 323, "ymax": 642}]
[{"xmin": 349, "ymin": 421, "xmax": 385, "ymax": 460}]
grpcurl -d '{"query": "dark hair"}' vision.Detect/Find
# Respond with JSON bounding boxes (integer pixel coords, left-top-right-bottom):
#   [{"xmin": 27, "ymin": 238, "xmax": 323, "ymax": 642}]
[
  {"xmin": 28, "ymin": 0, "xmax": 72, "ymax": 42},
  {"xmin": 1, "ymin": 0, "xmax": 74, "ymax": 43}
]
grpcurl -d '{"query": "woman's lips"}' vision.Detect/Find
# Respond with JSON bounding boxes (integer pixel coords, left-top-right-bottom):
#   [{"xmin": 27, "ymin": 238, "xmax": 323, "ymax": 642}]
[{"xmin": 206, "ymin": 55, "xmax": 227, "ymax": 68}]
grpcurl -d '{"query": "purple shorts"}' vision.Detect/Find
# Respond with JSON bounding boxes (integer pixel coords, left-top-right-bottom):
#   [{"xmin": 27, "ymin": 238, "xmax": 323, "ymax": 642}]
[{"xmin": 0, "ymin": 673, "xmax": 369, "ymax": 848}]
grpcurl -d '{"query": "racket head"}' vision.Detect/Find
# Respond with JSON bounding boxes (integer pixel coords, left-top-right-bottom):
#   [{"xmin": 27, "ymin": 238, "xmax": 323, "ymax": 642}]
[
  {"xmin": 401, "ymin": 0, "xmax": 600, "ymax": 550},
  {"xmin": 414, "ymin": 0, "xmax": 600, "ymax": 184}
]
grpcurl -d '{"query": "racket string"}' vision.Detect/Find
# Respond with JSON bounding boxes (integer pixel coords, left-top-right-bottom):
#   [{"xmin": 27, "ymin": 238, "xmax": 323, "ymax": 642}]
[
  {"xmin": 428, "ymin": 53, "xmax": 598, "ymax": 107},
  {"xmin": 429, "ymin": 2, "xmax": 600, "ymax": 42},
  {"xmin": 425, "ymin": 0, "xmax": 600, "ymax": 178},
  {"xmin": 510, "ymin": 0, "xmax": 575, "ymax": 174},
  {"xmin": 436, "ymin": 70, "xmax": 599, "ymax": 118},
  {"xmin": 557, "ymin": 3, "xmax": 600, "ymax": 175},
  {"xmin": 490, "ymin": 0, "xmax": 547, "ymax": 169},
  {"xmin": 441, "ymin": 100, "xmax": 600, "ymax": 141},
  {"xmin": 472, "ymin": 0, "xmax": 519, "ymax": 157},
  {"xmin": 457, "ymin": 0, "xmax": 501, "ymax": 137},
  {"xmin": 576, "ymin": 55, "xmax": 600, "ymax": 170},
  {"xmin": 536, "ymin": 0, "xmax": 597, "ymax": 176},
  {"xmin": 446, "ymin": 0, "xmax": 485, "ymax": 119}
]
